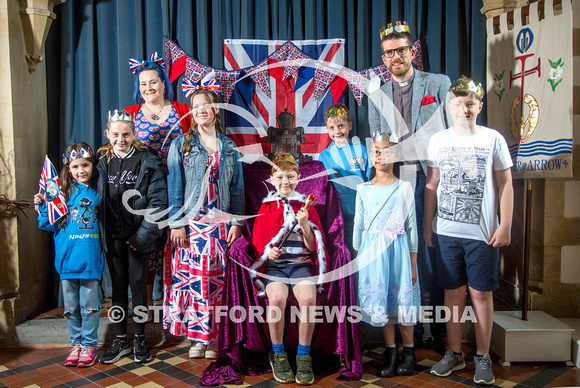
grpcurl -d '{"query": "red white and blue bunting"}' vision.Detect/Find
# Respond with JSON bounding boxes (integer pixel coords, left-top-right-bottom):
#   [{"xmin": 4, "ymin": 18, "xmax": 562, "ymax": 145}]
[{"xmin": 164, "ymin": 37, "xmax": 424, "ymax": 106}]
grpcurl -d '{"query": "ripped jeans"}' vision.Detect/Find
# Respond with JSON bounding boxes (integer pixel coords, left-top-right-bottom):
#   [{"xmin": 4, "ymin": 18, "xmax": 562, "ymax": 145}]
[{"xmin": 61, "ymin": 279, "xmax": 101, "ymax": 347}]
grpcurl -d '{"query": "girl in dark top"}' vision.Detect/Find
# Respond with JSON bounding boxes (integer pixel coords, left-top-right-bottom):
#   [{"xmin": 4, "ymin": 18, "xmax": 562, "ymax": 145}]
[{"xmin": 96, "ymin": 109, "xmax": 167, "ymax": 364}]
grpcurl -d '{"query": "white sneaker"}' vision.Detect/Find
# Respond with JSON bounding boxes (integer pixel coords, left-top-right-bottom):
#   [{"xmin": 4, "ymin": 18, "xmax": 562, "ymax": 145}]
[
  {"xmin": 205, "ymin": 341, "xmax": 218, "ymax": 359},
  {"xmin": 189, "ymin": 342, "xmax": 206, "ymax": 358}
]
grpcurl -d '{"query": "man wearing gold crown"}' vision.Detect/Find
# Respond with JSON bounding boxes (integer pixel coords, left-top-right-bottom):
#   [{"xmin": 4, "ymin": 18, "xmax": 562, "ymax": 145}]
[{"xmin": 368, "ymin": 21, "xmax": 451, "ymax": 355}]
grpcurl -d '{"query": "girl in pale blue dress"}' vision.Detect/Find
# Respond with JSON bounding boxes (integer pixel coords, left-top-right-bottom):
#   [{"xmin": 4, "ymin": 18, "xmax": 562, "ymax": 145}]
[{"xmin": 353, "ymin": 132, "xmax": 420, "ymax": 378}]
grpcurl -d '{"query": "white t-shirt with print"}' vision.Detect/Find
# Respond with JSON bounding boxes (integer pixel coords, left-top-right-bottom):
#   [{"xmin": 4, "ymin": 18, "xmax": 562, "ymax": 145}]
[{"xmin": 426, "ymin": 126, "xmax": 513, "ymax": 243}]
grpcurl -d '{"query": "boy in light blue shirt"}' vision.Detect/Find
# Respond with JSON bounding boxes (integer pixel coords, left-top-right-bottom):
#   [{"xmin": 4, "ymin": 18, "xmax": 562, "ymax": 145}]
[{"xmin": 318, "ymin": 104, "xmax": 372, "ymax": 254}]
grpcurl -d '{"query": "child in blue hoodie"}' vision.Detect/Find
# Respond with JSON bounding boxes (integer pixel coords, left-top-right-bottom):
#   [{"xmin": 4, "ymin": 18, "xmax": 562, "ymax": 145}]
[
  {"xmin": 34, "ymin": 142, "xmax": 104, "ymax": 368},
  {"xmin": 318, "ymin": 104, "xmax": 372, "ymax": 254}
]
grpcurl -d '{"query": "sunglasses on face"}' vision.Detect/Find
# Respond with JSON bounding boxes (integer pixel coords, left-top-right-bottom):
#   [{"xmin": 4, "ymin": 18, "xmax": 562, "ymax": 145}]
[{"xmin": 382, "ymin": 45, "xmax": 412, "ymax": 58}]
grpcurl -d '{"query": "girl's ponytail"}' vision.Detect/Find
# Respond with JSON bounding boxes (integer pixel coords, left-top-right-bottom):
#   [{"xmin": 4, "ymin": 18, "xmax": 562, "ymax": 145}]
[
  {"xmin": 215, "ymin": 117, "xmax": 223, "ymax": 134},
  {"xmin": 182, "ymin": 127, "xmax": 194, "ymax": 155}
]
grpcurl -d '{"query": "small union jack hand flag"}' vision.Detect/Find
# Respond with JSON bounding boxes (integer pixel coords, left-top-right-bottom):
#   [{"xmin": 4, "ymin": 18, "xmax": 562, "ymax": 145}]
[{"xmin": 38, "ymin": 156, "xmax": 68, "ymax": 224}]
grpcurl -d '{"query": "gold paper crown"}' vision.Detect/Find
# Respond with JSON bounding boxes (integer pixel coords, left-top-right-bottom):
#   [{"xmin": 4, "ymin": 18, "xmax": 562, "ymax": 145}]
[
  {"xmin": 108, "ymin": 109, "xmax": 134, "ymax": 122},
  {"xmin": 450, "ymin": 79, "xmax": 484, "ymax": 99},
  {"xmin": 324, "ymin": 107, "xmax": 350, "ymax": 121},
  {"xmin": 380, "ymin": 21, "xmax": 409, "ymax": 39},
  {"xmin": 272, "ymin": 152, "xmax": 298, "ymax": 167},
  {"xmin": 62, "ymin": 146, "xmax": 94, "ymax": 165}
]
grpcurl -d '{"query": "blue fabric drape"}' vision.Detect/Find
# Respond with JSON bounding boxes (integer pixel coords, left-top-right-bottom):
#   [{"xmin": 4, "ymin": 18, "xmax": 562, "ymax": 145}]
[{"xmin": 46, "ymin": 0, "xmax": 487, "ymax": 154}]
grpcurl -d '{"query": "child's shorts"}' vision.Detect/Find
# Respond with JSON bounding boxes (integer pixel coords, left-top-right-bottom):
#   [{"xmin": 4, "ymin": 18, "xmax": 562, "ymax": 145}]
[
  {"xmin": 263, "ymin": 261, "xmax": 315, "ymax": 288},
  {"xmin": 434, "ymin": 234, "xmax": 500, "ymax": 292}
]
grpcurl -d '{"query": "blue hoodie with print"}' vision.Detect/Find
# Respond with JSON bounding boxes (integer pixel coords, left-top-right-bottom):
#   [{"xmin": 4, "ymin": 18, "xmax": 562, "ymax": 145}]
[{"xmin": 38, "ymin": 183, "xmax": 104, "ymax": 280}]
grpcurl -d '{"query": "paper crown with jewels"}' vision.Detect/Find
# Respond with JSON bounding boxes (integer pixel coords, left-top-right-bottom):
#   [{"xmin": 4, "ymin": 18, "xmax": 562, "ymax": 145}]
[
  {"xmin": 62, "ymin": 146, "xmax": 94, "ymax": 165},
  {"xmin": 108, "ymin": 109, "xmax": 134, "ymax": 122},
  {"xmin": 450, "ymin": 79, "xmax": 484, "ymax": 99},
  {"xmin": 324, "ymin": 107, "xmax": 350, "ymax": 121},
  {"xmin": 272, "ymin": 152, "xmax": 298, "ymax": 168},
  {"xmin": 380, "ymin": 21, "xmax": 409, "ymax": 39}
]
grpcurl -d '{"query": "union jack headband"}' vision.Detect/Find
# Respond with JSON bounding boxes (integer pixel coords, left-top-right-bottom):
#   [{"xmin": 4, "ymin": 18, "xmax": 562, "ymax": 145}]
[
  {"xmin": 182, "ymin": 78, "xmax": 221, "ymax": 98},
  {"xmin": 128, "ymin": 52, "xmax": 166, "ymax": 75}
]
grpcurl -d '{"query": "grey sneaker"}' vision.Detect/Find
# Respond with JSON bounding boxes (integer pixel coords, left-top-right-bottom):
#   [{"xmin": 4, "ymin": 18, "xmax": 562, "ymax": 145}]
[
  {"xmin": 473, "ymin": 353, "xmax": 495, "ymax": 385},
  {"xmin": 269, "ymin": 352, "xmax": 294, "ymax": 383},
  {"xmin": 430, "ymin": 349, "xmax": 466, "ymax": 377},
  {"xmin": 295, "ymin": 354, "xmax": 314, "ymax": 385}
]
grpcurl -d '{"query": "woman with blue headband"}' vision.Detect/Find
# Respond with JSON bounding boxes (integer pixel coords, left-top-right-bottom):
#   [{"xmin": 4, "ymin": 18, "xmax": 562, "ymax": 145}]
[{"xmin": 124, "ymin": 52, "xmax": 192, "ymax": 321}]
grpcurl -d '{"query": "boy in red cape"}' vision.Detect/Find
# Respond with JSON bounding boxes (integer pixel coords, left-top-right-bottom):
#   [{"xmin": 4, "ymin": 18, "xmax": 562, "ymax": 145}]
[{"xmin": 250, "ymin": 152, "xmax": 329, "ymax": 386}]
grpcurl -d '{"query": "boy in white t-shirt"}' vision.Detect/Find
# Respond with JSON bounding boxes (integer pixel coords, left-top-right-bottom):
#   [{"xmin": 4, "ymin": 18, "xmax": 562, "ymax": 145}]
[{"xmin": 424, "ymin": 77, "xmax": 513, "ymax": 386}]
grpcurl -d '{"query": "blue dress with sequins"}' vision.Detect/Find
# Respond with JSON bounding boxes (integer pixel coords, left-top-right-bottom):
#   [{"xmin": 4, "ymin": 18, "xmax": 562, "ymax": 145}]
[{"xmin": 353, "ymin": 180, "xmax": 421, "ymax": 327}]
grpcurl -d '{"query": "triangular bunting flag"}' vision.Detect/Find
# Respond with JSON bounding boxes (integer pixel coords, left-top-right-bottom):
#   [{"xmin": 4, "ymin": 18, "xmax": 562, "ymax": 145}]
[
  {"xmin": 344, "ymin": 70, "xmax": 368, "ymax": 106},
  {"xmin": 185, "ymin": 57, "xmax": 212, "ymax": 84},
  {"xmin": 164, "ymin": 36, "xmax": 188, "ymax": 82},
  {"xmin": 235, "ymin": 70, "xmax": 255, "ymax": 106},
  {"xmin": 412, "ymin": 40, "xmax": 423, "ymax": 71},
  {"xmin": 214, "ymin": 69, "xmax": 241, "ymax": 103},
  {"xmin": 295, "ymin": 66, "xmax": 315, "ymax": 91},
  {"xmin": 248, "ymin": 59, "xmax": 271, "ymax": 98},
  {"xmin": 329, "ymin": 75, "xmax": 348, "ymax": 104},
  {"xmin": 313, "ymin": 61, "xmax": 340, "ymax": 100},
  {"xmin": 372, "ymin": 64, "xmax": 392, "ymax": 84},
  {"xmin": 283, "ymin": 43, "xmax": 310, "ymax": 81}
]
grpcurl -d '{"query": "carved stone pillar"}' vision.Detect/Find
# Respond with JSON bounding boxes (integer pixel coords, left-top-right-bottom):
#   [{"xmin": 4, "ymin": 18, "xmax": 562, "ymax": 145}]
[
  {"xmin": 19, "ymin": 0, "xmax": 65, "ymax": 72},
  {"xmin": 0, "ymin": 0, "xmax": 64, "ymax": 345}
]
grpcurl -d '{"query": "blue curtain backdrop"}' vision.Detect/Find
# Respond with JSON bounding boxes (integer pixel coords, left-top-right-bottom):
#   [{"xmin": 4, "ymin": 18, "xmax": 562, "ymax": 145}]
[{"xmin": 45, "ymin": 0, "xmax": 487, "ymax": 155}]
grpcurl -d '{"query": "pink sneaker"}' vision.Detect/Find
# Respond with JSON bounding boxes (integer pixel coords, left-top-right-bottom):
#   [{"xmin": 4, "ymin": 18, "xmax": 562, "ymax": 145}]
[
  {"xmin": 77, "ymin": 347, "xmax": 98, "ymax": 367},
  {"xmin": 64, "ymin": 344, "xmax": 83, "ymax": 366}
]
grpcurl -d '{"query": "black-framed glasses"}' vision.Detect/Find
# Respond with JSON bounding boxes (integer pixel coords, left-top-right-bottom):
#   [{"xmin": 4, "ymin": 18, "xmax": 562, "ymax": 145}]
[
  {"xmin": 382, "ymin": 45, "xmax": 412, "ymax": 58},
  {"xmin": 371, "ymin": 149, "xmax": 396, "ymax": 157}
]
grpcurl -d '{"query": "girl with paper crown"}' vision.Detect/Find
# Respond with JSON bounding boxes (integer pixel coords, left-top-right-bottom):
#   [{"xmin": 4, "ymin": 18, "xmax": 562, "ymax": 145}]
[
  {"xmin": 97, "ymin": 109, "xmax": 168, "ymax": 365},
  {"xmin": 34, "ymin": 142, "xmax": 104, "ymax": 368}
]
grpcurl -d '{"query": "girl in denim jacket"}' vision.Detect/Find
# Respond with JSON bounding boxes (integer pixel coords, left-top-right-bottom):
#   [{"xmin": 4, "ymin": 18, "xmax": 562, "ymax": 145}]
[{"xmin": 164, "ymin": 87, "xmax": 245, "ymax": 359}]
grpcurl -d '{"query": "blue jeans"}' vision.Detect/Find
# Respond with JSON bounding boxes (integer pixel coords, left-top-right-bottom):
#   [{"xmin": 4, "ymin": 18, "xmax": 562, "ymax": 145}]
[{"xmin": 61, "ymin": 279, "xmax": 101, "ymax": 347}]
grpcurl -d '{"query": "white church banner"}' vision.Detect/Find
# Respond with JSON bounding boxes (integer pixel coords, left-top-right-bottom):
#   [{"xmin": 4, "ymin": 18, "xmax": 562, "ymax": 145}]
[{"xmin": 486, "ymin": 0, "xmax": 573, "ymax": 178}]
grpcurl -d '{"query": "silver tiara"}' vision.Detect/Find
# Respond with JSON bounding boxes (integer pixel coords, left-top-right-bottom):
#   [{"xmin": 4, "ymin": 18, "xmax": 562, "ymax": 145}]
[
  {"xmin": 371, "ymin": 130, "xmax": 392, "ymax": 142},
  {"xmin": 108, "ymin": 109, "xmax": 134, "ymax": 122}
]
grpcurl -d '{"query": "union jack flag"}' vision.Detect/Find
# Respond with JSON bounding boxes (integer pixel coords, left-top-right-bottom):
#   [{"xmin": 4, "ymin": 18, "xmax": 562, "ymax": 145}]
[
  {"xmin": 224, "ymin": 39, "xmax": 345, "ymax": 156},
  {"xmin": 38, "ymin": 156, "xmax": 68, "ymax": 224}
]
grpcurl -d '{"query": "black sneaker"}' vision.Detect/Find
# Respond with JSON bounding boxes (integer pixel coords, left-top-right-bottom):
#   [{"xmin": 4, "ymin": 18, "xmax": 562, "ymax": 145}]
[
  {"xmin": 100, "ymin": 337, "xmax": 132, "ymax": 364},
  {"xmin": 133, "ymin": 336, "xmax": 152, "ymax": 363}
]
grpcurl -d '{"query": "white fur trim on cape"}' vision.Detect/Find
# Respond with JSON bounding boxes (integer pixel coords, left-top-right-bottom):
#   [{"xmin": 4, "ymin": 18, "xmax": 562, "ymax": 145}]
[
  {"xmin": 261, "ymin": 190, "xmax": 306, "ymax": 204},
  {"xmin": 251, "ymin": 191, "xmax": 327, "ymax": 294}
]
